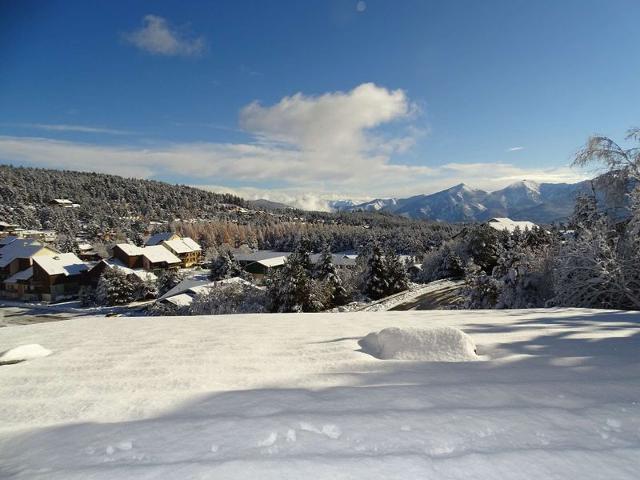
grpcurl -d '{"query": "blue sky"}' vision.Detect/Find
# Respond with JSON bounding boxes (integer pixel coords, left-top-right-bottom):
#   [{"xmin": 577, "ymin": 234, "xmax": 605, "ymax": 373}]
[{"xmin": 1, "ymin": 0, "xmax": 639, "ymax": 209}]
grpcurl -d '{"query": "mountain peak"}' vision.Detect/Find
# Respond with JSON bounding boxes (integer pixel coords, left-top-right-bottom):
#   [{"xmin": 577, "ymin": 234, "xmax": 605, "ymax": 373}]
[{"xmin": 505, "ymin": 179, "xmax": 540, "ymax": 191}]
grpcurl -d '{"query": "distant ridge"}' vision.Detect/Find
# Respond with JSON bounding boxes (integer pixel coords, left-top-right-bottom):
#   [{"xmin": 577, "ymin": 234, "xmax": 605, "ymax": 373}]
[{"xmin": 333, "ymin": 179, "xmax": 593, "ymax": 223}]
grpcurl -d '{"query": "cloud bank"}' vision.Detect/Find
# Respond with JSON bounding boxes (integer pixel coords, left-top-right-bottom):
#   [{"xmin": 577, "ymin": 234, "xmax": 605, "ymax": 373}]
[{"xmin": 0, "ymin": 83, "xmax": 587, "ymax": 210}]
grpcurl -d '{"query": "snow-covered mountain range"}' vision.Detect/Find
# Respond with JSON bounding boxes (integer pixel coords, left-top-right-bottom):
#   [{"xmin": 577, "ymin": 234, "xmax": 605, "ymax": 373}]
[{"xmin": 331, "ymin": 180, "xmax": 592, "ymax": 223}]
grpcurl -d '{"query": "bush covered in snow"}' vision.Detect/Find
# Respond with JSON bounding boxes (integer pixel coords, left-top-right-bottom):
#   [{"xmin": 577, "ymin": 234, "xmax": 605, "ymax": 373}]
[
  {"xmin": 189, "ymin": 283, "xmax": 267, "ymax": 315},
  {"xmin": 358, "ymin": 326, "xmax": 478, "ymax": 361}
]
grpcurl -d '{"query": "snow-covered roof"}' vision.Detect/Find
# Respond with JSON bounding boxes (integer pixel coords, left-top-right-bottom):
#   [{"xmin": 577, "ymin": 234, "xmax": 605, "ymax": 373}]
[
  {"xmin": 488, "ymin": 217, "xmax": 538, "ymax": 232},
  {"xmin": 160, "ymin": 276, "xmax": 254, "ymax": 301},
  {"xmin": 163, "ymin": 238, "xmax": 202, "ymax": 254},
  {"xmin": 309, "ymin": 253, "xmax": 357, "ymax": 267},
  {"xmin": 4, "ymin": 267, "xmax": 33, "ymax": 284},
  {"xmin": 115, "ymin": 243, "xmax": 181, "ymax": 265},
  {"xmin": 50, "ymin": 198, "xmax": 74, "ymax": 205},
  {"xmin": 102, "ymin": 259, "xmax": 157, "ymax": 282},
  {"xmin": 142, "ymin": 245, "xmax": 181, "ymax": 265},
  {"xmin": 77, "ymin": 243, "xmax": 93, "ymax": 251},
  {"xmin": 163, "ymin": 293, "xmax": 194, "ymax": 307},
  {"xmin": 115, "ymin": 243, "xmax": 144, "ymax": 256},
  {"xmin": 145, "ymin": 232, "xmax": 177, "ymax": 246},
  {"xmin": 33, "ymin": 253, "xmax": 88, "ymax": 277},
  {"xmin": 234, "ymin": 251, "xmax": 293, "ymax": 263},
  {"xmin": 0, "ymin": 239, "xmax": 55, "ymax": 268}
]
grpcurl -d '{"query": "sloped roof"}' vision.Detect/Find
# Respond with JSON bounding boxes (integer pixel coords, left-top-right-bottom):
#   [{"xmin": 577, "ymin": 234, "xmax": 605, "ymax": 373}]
[
  {"xmin": 0, "ymin": 236, "xmax": 18, "ymax": 247},
  {"xmin": 488, "ymin": 217, "xmax": 538, "ymax": 232},
  {"xmin": 163, "ymin": 238, "xmax": 202, "ymax": 254},
  {"xmin": 4, "ymin": 267, "xmax": 33, "ymax": 284},
  {"xmin": 33, "ymin": 253, "xmax": 88, "ymax": 276},
  {"xmin": 163, "ymin": 293, "xmax": 194, "ymax": 307},
  {"xmin": 0, "ymin": 239, "xmax": 56, "ymax": 268},
  {"xmin": 142, "ymin": 245, "xmax": 181, "ymax": 265},
  {"xmin": 115, "ymin": 243, "xmax": 144, "ymax": 256},
  {"xmin": 145, "ymin": 232, "xmax": 177, "ymax": 246},
  {"xmin": 160, "ymin": 276, "xmax": 254, "ymax": 301},
  {"xmin": 234, "ymin": 251, "xmax": 292, "ymax": 262},
  {"xmin": 100, "ymin": 259, "xmax": 157, "ymax": 282}
]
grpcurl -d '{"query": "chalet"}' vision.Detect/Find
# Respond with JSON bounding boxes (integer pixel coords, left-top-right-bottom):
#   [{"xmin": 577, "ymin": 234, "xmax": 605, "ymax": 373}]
[
  {"xmin": 49, "ymin": 198, "xmax": 80, "ymax": 208},
  {"xmin": 0, "ymin": 239, "xmax": 58, "ymax": 285},
  {"xmin": 77, "ymin": 243, "xmax": 103, "ymax": 262},
  {"xmin": 84, "ymin": 259, "xmax": 157, "ymax": 289},
  {"xmin": 112, "ymin": 244, "xmax": 143, "ymax": 268},
  {"xmin": 112, "ymin": 243, "xmax": 181, "ymax": 273},
  {"xmin": 3, "ymin": 267, "xmax": 35, "ymax": 300},
  {"xmin": 487, "ymin": 217, "xmax": 538, "ymax": 233},
  {"xmin": 234, "ymin": 250, "xmax": 357, "ymax": 282},
  {"xmin": 141, "ymin": 245, "xmax": 182, "ymax": 271},
  {"xmin": 145, "ymin": 233, "xmax": 202, "ymax": 268},
  {"xmin": 145, "ymin": 232, "xmax": 180, "ymax": 246},
  {"xmin": 235, "ymin": 251, "xmax": 292, "ymax": 282},
  {"xmin": 30, "ymin": 253, "xmax": 88, "ymax": 302},
  {"xmin": 0, "ymin": 221, "xmax": 19, "ymax": 234},
  {"xmin": 158, "ymin": 276, "xmax": 257, "ymax": 308},
  {"xmin": 161, "ymin": 237, "xmax": 202, "ymax": 267}
]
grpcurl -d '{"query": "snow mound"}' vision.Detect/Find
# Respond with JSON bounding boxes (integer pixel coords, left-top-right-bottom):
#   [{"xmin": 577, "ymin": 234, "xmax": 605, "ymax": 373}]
[
  {"xmin": 0, "ymin": 344, "xmax": 52, "ymax": 363},
  {"xmin": 358, "ymin": 326, "xmax": 478, "ymax": 361}
]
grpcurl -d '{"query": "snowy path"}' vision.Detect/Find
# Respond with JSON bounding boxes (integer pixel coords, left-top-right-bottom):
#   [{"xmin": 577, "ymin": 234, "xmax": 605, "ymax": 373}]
[{"xmin": 1, "ymin": 309, "xmax": 639, "ymax": 479}]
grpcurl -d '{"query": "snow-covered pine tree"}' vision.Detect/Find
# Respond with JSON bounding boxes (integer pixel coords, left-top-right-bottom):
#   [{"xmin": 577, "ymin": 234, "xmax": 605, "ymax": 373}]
[
  {"xmin": 95, "ymin": 268, "xmax": 137, "ymax": 306},
  {"xmin": 157, "ymin": 270, "xmax": 185, "ymax": 296},
  {"xmin": 363, "ymin": 243, "xmax": 389, "ymax": 300},
  {"xmin": 384, "ymin": 249, "xmax": 408, "ymax": 295},
  {"xmin": 209, "ymin": 251, "xmax": 247, "ymax": 281},
  {"xmin": 266, "ymin": 241, "xmax": 317, "ymax": 312},
  {"xmin": 314, "ymin": 244, "xmax": 335, "ymax": 280},
  {"xmin": 462, "ymin": 261, "xmax": 500, "ymax": 309}
]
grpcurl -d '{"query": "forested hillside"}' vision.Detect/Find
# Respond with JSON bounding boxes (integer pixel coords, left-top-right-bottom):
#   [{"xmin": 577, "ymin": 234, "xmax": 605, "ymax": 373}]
[{"xmin": 0, "ymin": 164, "xmax": 460, "ymax": 255}]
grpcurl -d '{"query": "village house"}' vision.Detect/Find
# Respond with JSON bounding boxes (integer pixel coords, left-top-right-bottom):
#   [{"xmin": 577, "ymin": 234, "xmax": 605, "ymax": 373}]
[
  {"xmin": 49, "ymin": 198, "xmax": 80, "ymax": 208},
  {"xmin": 0, "ymin": 239, "xmax": 58, "ymax": 286},
  {"xmin": 84, "ymin": 259, "xmax": 157, "ymax": 290},
  {"xmin": 112, "ymin": 243, "xmax": 181, "ymax": 273},
  {"xmin": 31, "ymin": 253, "xmax": 88, "ymax": 302},
  {"xmin": 145, "ymin": 233, "xmax": 202, "ymax": 268},
  {"xmin": 234, "ymin": 250, "xmax": 358, "ymax": 283},
  {"xmin": 487, "ymin": 217, "xmax": 538, "ymax": 233}
]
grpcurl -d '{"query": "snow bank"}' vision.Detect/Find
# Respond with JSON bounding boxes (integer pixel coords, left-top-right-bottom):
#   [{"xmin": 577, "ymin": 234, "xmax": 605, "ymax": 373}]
[
  {"xmin": 359, "ymin": 326, "xmax": 478, "ymax": 361},
  {"xmin": 0, "ymin": 344, "xmax": 52, "ymax": 363}
]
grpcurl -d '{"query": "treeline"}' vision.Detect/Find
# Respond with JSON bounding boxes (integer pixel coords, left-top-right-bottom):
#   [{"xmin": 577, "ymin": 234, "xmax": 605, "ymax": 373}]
[
  {"xmin": 175, "ymin": 216, "xmax": 459, "ymax": 256},
  {"xmin": 0, "ymin": 164, "xmax": 461, "ymax": 256}
]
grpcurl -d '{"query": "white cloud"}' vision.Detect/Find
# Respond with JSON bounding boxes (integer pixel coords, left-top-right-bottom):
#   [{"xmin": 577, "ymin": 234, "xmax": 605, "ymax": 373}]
[
  {"xmin": 356, "ymin": 1, "xmax": 367, "ymax": 13},
  {"xmin": 3, "ymin": 123, "xmax": 132, "ymax": 135},
  {"xmin": 507, "ymin": 146, "xmax": 525, "ymax": 152},
  {"xmin": 0, "ymin": 83, "xmax": 590, "ymax": 209},
  {"xmin": 123, "ymin": 15, "xmax": 205, "ymax": 57}
]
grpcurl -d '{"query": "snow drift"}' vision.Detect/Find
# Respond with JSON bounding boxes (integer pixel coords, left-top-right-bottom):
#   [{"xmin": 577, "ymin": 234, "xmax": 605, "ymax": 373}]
[
  {"xmin": 0, "ymin": 344, "xmax": 52, "ymax": 364},
  {"xmin": 358, "ymin": 326, "xmax": 478, "ymax": 361}
]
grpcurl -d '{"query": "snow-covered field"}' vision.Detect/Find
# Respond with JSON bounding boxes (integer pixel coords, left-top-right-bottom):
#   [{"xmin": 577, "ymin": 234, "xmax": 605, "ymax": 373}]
[{"xmin": 1, "ymin": 309, "xmax": 639, "ymax": 479}]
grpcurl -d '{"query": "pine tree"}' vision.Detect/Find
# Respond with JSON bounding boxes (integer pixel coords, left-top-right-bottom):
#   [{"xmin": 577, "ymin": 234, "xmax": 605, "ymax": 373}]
[
  {"xmin": 157, "ymin": 270, "xmax": 184, "ymax": 296},
  {"xmin": 95, "ymin": 268, "xmax": 137, "ymax": 306},
  {"xmin": 209, "ymin": 251, "xmax": 247, "ymax": 281},
  {"xmin": 384, "ymin": 250, "xmax": 409, "ymax": 295},
  {"xmin": 363, "ymin": 244, "xmax": 388, "ymax": 300}
]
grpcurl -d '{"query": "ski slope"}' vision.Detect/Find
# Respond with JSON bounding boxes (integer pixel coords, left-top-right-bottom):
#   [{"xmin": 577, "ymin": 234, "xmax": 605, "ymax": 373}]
[{"xmin": 1, "ymin": 309, "xmax": 639, "ymax": 479}]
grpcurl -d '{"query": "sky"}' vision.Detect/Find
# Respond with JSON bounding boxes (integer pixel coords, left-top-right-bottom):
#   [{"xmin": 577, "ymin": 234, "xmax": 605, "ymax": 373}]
[{"xmin": 1, "ymin": 0, "xmax": 639, "ymax": 210}]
